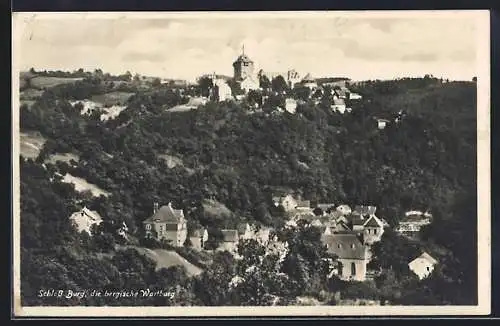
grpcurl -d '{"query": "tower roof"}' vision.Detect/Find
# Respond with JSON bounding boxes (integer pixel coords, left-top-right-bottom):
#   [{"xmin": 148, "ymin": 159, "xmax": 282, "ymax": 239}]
[{"xmin": 233, "ymin": 44, "xmax": 254, "ymax": 65}]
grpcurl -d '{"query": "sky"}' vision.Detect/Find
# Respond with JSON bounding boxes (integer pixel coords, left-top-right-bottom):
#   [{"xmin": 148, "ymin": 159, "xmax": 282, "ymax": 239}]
[{"xmin": 14, "ymin": 12, "xmax": 482, "ymax": 82}]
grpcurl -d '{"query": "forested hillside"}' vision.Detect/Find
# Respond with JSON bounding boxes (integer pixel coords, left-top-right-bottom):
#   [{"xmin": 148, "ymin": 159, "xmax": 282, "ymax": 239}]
[{"xmin": 18, "ymin": 73, "xmax": 478, "ymax": 305}]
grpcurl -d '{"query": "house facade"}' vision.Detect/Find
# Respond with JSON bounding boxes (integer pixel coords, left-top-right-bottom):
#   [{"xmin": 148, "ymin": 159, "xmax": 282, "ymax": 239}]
[
  {"xmin": 273, "ymin": 194, "xmax": 298, "ymax": 212},
  {"xmin": 396, "ymin": 212, "xmax": 432, "ymax": 236},
  {"xmin": 211, "ymin": 78, "xmax": 233, "ymax": 102},
  {"xmin": 408, "ymin": 252, "xmax": 438, "ymax": 280},
  {"xmin": 143, "ymin": 202, "xmax": 188, "ymax": 247},
  {"xmin": 218, "ymin": 229, "xmax": 239, "ymax": 253},
  {"xmin": 189, "ymin": 228, "xmax": 209, "ymax": 250},
  {"xmin": 362, "ymin": 215, "xmax": 385, "ymax": 245},
  {"xmin": 322, "ymin": 233, "xmax": 368, "ymax": 281}
]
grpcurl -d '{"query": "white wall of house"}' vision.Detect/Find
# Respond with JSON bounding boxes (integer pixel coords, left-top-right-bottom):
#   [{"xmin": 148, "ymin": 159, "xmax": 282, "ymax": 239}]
[{"xmin": 409, "ymin": 258, "xmax": 435, "ymax": 280}]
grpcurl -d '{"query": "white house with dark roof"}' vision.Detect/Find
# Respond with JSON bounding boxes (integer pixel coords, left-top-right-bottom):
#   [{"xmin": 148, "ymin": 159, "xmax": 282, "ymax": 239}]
[
  {"xmin": 218, "ymin": 229, "xmax": 239, "ymax": 253},
  {"xmin": 409, "ymin": 252, "xmax": 438, "ymax": 280},
  {"xmin": 362, "ymin": 215, "xmax": 385, "ymax": 245},
  {"xmin": 189, "ymin": 228, "xmax": 209, "ymax": 250},
  {"xmin": 143, "ymin": 202, "xmax": 187, "ymax": 247}
]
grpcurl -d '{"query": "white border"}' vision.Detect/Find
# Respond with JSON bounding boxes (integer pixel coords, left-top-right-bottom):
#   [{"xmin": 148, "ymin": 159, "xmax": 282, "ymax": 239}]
[{"xmin": 12, "ymin": 10, "xmax": 491, "ymax": 317}]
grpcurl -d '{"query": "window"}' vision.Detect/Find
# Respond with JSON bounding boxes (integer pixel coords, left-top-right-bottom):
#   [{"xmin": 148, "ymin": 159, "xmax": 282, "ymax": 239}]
[
  {"xmin": 338, "ymin": 244, "xmax": 342, "ymax": 248},
  {"xmin": 374, "ymin": 228, "xmax": 377, "ymax": 235},
  {"xmin": 338, "ymin": 262, "xmax": 343, "ymax": 276},
  {"xmin": 351, "ymin": 244, "xmax": 355, "ymax": 249},
  {"xmin": 426, "ymin": 266, "xmax": 430, "ymax": 272},
  {"xmin": 146, "ymin": 224, "xmax": 151, "ymax": 230},
  {"xmin": 351, "ymin": 262, "xmax": 356, "ymax": 276}
]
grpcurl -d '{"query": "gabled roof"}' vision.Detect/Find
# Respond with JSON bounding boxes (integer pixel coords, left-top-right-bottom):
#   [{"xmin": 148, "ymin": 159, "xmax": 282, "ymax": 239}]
[
  {"xmin": 316, "ymin": 203, "xmax": 336, "ymax": 210},
  {"xmin": 78, "ymin": 207, "xmax": 102, "ymax": 222},
  {"xmin": 333, "ymin": 220, "xmax": 351, "ymax": 232},
  {"xmin": 237, "ymin": 223, "xmax": 252, "ymax": 234},
  {"xmin": 143, "ymin": 203, "xmax": 184, "ymax": 224},
  {"xmin": 413, "ymin": 252, "xmax": 438, "ymax": 265},
  {"xmin": 233, "ymin": 54, "xmax": 253, "ymax": 64},
  {"xmin": 191, "ymin": 228, "xmax": 207, "ymax": 237},
  {"xmin": 302, "ymin": 73, "xmax": 314, "ymax": 82},
  {"xmin": 221, "ymin": 229, "xmax": 239, "ymax": 242},
  {"xmin": 364, "ymin": 215, "xmax": 384, "ymax": 228},
  {"xmin": 333, "ymin": 98, "xmax": 346, "ymax": 106},
  {"xmin": 348, "ymin": 214, "xmax": 366, "ymax": 226},
  {"xmin": 322, "ymin": 233, "xmax": 366, "ymax": 260},
  {"xmin": 294, "ymin": 212, "xmax": 317, "ymax": 222},
  {"xmin": 296, "ymin": 200, "xmax": 311, "ymax": 208}
]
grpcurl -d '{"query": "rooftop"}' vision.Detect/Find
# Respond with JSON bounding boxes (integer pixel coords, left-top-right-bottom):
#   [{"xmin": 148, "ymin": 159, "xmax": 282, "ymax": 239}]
[
  {"xmin": 221, "ymin": 229, "xmax": 239, "ymax": 243},
  {"xmin": 322, "ymin": 233, "xmax": 366, "ymax": 260},
  {"xmin": 143, "ymin": 203, "xmax": 184, "ymax": 224}
]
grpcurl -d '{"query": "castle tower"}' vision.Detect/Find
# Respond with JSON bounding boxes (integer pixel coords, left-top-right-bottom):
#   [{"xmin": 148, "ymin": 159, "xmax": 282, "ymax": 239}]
[{"xmin": 233, "ymin": 44, "xmax": 255, "ymax": 81}]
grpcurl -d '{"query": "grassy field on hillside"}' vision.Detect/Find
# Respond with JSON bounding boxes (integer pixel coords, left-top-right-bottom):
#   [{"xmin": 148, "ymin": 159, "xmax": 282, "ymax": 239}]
[
  {"xmin": 91, "ymin": 91, "xmax": 135, "ymax": 106},
  {"xmin": 30, "ymin": 76, "xmax": 84, "ymax": 89},
  {"xmin": 123, "ymin": 246, "xmax": 203, "ymax": 276},
  {"xmin": 20, "ymin": 131, "xmax": 47, "ymax": 159}
]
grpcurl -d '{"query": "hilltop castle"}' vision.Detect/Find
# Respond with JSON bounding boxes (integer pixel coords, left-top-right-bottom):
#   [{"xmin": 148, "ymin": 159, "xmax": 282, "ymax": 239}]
[{"xmin": 231, "ymin": 45, "xmax": 303, "ymax": 93}]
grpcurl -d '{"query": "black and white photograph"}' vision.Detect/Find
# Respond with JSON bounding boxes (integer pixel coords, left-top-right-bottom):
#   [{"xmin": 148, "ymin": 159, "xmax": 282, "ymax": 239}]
[{"xmin": 12, "ymin": 11, "xmax": 490, "ymax": 317}]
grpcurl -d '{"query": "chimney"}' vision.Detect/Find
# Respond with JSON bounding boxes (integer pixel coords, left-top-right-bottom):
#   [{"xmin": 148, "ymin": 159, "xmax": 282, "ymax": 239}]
[{"xmin": 153, "ymin": 202, "xmax": 159, "ymax": 214}]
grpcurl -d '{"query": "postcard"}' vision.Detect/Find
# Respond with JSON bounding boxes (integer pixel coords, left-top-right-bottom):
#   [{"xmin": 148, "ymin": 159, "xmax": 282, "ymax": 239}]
[{"xmin": 11, "ymin": 10, "xmax": 490, "ymax": 317}]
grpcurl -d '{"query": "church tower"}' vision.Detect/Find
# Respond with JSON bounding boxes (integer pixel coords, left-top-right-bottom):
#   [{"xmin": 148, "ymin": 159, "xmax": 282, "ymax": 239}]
[{"xmin": 232, "ymin": 45, "xmax": 254, "ymax": 81}]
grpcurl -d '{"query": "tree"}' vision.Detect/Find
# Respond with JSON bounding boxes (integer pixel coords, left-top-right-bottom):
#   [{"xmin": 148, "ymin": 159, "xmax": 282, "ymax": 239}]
[
  {"xmin": 259, "ymin": 74, "xmax": 271, "ymax": 90},
  {"xmin": 198, "ymin": 76, "xmax": 214, "ymax": 98},
  {"xmin": 151, "ymin": 78, "xmax": 162, "ymax": 88},
  {"xmin": 271, "ymin": 75, "xmax": 288, "ymax": 94}
]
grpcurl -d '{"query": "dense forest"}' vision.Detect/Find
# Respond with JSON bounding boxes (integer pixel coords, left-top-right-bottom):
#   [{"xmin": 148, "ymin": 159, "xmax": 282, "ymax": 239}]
[{"xmin": 18, "ymin": 71, "xmax": 477, "ymax": 306}]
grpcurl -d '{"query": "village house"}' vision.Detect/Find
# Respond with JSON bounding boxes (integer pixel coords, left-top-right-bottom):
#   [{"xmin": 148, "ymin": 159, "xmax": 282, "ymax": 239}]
[
  {"xmin": 396, "ymin": 211, "xmax": 432, "ymax": 237},
  {"xmin": 218, "ymin": 229, "xmax": 239, "ymax": 253},
  {"xmin": 362, "ymin": 215, "xmax": 385, "ymax": 245},
  {"xmin": 295, "ymin": 199, "xmax": 311, "ymax": 210},
  {"xmin": 349, "ymin": 92, "xmax": 363, "ymax": 100},
  {"xmin": 336, "ymin": 204, "xmax": 352, "ymax": 216},
  {"xmin": 69, "ymin": 206, "xmax": 103, "ymax": 234},
  {"xmin": 331, "ymin": 98, "xmax": 347, "ymax": 114},
  {"xmin": 299, "ymin": 73, "xmax": 318, "ymax": 90},
  {"xmin": 143, "ymin": 202, "xmax": 188, "ymax": 247},
  {"xmin": 314, "ymin": 203, "xmax": 336, "ymax": 215},
  {"xmin": 272, "ymin": 193, "xmax": 298, "ymax": 212},
  {"xmin": 209, "ymin": 74, "xmax": 233, "ymax": 102},
  {"xmin": 408, "ymin": 252, "xmax": 438, "ymax": 280},
  {"xmin": 322, "ymin": 233, "xmax": 368, "ymax": 281},
  {"xmin": 376, "ymin": 118, "xmax": 391, "ymax": 130},
  {"xmin": 237, "ymin": 223, "xmax": 255, "ymax": 240},
  {"xmin": 316, "ymin": 77, "xmax": 350, "ymax": 88},
  {"xmin": 189, "ymin": 228, "xmax": 209, "ymax": 250},
  {"xmin": 284, "ymin": 98, "xmax": 298, "ymax": 114},
  {"xmin": 353, "ymin": 205, "xmax": 377, "ymax": 217}
]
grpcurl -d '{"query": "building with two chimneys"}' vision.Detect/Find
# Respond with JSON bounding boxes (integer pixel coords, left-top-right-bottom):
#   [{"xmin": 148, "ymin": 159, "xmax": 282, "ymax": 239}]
[{"xmin": 143, "ymin": 202, "xmax": 188, "ymax": 247}]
